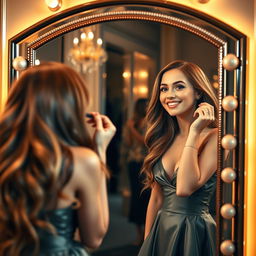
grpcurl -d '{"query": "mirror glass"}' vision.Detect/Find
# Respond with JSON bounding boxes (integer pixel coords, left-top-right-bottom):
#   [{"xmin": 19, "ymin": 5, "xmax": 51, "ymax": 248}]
[{"xmin": 35, "ymin": 20, "xmax": 219, "ymax": 255}]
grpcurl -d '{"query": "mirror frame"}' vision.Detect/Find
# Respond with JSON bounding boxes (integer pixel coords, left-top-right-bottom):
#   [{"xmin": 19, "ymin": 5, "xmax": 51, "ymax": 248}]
[{"xmin": 8, "ymin": 1, "xmax": 246, "ymax": 255}]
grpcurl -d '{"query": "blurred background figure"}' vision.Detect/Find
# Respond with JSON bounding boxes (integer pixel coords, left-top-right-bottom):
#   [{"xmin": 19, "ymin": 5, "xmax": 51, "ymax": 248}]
[{"xmin": 120, "ymin": 98, "xmax": 150, "ymax": 246}]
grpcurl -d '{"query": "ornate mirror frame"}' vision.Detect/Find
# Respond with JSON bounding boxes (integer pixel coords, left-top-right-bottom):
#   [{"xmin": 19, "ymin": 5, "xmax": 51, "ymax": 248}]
[{"xmin": 8, "ymin": 1, "xmax": 246, "ymax": 255}]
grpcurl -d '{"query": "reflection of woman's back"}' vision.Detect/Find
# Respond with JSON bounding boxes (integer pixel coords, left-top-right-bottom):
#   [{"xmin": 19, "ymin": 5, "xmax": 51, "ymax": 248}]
[{"xmin": 123, "ymin": 98, "xmax": 150, "ymax": 246}]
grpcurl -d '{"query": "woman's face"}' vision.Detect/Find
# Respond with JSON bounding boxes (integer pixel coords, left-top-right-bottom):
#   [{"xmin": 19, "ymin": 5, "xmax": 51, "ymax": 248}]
[{"xmin": 159, "ymin": 68, "xmax": 199, "ymax": 117}]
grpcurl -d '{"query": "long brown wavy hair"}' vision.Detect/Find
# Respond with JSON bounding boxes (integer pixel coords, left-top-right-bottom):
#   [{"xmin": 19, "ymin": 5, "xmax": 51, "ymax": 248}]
[
  {"xmin": 141, "ymin": 60, "xmax": 218, "ymax": 189},
  {"xmin": 0, "ymin": 62, "xmax": 99, "ymax": 255}
]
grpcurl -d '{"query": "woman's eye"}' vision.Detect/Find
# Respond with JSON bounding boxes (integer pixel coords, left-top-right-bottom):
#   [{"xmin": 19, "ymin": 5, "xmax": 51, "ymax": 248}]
[
  {"xmin": 175, "ymin": 84, "xmax": 185, "ymax": 90},
  {"xmin": 160, "ymin": 87, "xmax": 168, "ymax": 92}
]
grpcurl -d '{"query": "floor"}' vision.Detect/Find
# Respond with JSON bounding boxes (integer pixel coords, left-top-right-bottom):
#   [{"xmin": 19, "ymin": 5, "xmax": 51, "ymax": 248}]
[{"xmin": 91, "ymin": 193, "xmax": 141, "ymax": 256}]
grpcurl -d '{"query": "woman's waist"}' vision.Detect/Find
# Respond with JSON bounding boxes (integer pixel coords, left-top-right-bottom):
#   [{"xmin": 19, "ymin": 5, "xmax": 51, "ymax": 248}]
[
  {"xmin": 22, "ymin": 231, "xmax": 84, "ymax": 255},
  {"xmin": 161, "ymin": 201, "xmax": 210, "ymax": 215}
]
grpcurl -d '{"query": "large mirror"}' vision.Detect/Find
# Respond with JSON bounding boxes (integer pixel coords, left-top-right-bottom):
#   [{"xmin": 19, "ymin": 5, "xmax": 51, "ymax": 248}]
[{"xmin": 9, "ymin": 1, "xmax": 246, "ymax": 255}]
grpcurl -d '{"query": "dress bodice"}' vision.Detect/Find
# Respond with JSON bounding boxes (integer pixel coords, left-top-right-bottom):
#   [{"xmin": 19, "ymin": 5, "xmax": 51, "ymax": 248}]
[
  {"xmin": 23, "ymin": 205, "xmax": 88, "ymax": 256},
  {"xmin": 153, "ymin": 160, "xmax": 216, "ymax": 215},
  {"xmin": 138, "ymin": 160, "xmax": 217, "ymax": 256}
]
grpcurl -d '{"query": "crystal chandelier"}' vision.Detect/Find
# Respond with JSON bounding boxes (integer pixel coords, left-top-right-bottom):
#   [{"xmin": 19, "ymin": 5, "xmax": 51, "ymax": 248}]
[{"xmin": 68, "ymin": 27, "xmax": 107, "ymax": 73}]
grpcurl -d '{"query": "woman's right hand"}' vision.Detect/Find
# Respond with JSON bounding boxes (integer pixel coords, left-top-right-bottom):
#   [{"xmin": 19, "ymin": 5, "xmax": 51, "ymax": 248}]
[{"xmin": 86, "ymin": 112, "xmax": 116, "ymax": 152}]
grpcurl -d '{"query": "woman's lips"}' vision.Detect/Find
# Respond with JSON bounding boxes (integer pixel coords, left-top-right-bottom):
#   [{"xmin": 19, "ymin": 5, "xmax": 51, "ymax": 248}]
[{"xmin": 167, "ymin": 101, "xmax": 181, "ymax": 108}]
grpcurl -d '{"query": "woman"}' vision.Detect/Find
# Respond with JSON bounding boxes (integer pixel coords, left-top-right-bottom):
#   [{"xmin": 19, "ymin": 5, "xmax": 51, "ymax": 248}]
[
  {"xmin": 0, "ymin": 62, "xmax": 116, "ymax": 256},
  {"xmin": 138, "ymin": 60, "xmax": 218, "ymax": 256},
  {"xmin": 122, "ymin": 98, "xmax": 150, "ymax": 245}
]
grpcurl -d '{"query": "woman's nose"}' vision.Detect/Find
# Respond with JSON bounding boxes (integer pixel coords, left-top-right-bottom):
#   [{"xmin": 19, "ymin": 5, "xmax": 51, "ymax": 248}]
[{"xmin": 166, "ymin": 88, "xmax": 176, "ymax": 98}]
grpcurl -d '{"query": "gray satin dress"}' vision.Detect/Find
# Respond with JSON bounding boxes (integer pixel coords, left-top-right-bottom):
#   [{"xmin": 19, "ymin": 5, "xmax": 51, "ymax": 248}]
[
  {"xmin": 40, "ymin": 206, "xmax": 89, "ymax": 256},
  {"xmin": 138, "ymin": 160, "xmax": 216, "ymax": 256},
  {"xmin": 22, "ymin": 205, "xmax": 89, "ymax": 256}
]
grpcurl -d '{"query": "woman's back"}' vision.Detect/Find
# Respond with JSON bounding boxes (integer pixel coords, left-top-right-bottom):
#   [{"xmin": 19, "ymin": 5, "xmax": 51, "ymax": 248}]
[{"xmin": 0, "ymin": 62, "xmax": 116, "ymax": 256}]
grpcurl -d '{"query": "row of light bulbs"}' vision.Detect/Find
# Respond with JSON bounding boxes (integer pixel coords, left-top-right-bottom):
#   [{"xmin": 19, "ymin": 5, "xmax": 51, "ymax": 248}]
[{"xmin": 219, "ymin": 53, "xmax": 240, "ymax": 255}]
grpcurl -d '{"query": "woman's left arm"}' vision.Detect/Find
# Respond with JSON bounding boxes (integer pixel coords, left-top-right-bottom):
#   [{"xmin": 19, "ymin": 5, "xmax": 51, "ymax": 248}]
[{"xmin": 176, "ymin": 103, "xmax": 217, "ymax": 196}]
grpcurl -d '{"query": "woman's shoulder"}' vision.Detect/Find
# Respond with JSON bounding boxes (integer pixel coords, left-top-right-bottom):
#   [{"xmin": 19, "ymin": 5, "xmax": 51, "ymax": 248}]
[
  {"xmin": 198, "ymin": 128, "xmax": 218, "ymax": 152},
  {"xmin": 201, "ymin": 127, "xmax": 218, "ymax": 140},
  {"xmin": 69, "ymin": 146, "xmax": 101, "ymax": 176}
]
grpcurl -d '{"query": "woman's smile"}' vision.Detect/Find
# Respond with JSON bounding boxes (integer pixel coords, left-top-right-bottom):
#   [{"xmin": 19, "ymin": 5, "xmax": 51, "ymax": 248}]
[{"xmin": 166, "ymin": 100, "xmax": 182, "ymax": 108}]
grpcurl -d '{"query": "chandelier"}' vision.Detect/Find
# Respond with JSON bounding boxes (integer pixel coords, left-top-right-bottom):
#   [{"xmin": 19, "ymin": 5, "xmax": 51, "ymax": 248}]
[{"xmin": 68, "ymin": 27, "xmax": 108, "ymax": 73}]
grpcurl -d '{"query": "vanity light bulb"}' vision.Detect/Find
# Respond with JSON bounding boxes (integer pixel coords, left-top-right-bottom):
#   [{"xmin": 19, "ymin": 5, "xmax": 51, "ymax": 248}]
[
  {"xmin": 45, "ymin": 0, "xmax": 62, "ymax": 12},
  {"xmin": 220, "ymin": 240, "xmax": 235, "ymax": 255},
  {"xmin": 221, "ymin": 167, "xmax": 236, "ymax": 183},
  {"xmin": 221, "ymin": 134, "xmax": 237, "ymax": 150},
  {"xmin": 12, "ymin": 56, "xmax": 28, "ymax": 71},
  {"xmin": 223, "ymin": 54, "xmax": 240, "ymax": 71},
  {"xmin": 221, "ymin": 204, "xmax": 236, "ymax": 219},
  {"xmin": 222, "ymin": 95, "xmax": 238, "ymax": 112}
]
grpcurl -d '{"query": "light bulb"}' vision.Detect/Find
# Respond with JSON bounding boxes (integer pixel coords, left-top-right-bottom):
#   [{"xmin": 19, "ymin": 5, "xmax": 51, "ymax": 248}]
[
  {"xmin": 35, "ymin": 59, "xmax": 41, "ymax": 66},
  {"xmin": 88, "ymin": 32, "xmax": 94, "ymax": 40},
  {"xmin": 80, "ymin": 33, "xmax": 86, "ymax": 41},
  {"xmin": 45, "ymin": 0, "xmax": 62, "ymax": 12},
  {"xmin": 73, "ymin": 37, "xmax": 79, "ymax": 46},
  {"xmin": 97, "ymin": 38, "xmax": 103, "ymax": 46}
]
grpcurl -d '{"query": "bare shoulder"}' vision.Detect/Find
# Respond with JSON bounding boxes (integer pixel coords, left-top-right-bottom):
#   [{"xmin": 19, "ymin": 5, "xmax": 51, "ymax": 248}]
[
  {"xmin": 200, "ymin": 127, "xmax": 218, "ymax": 142},
  {"xmin": 69, "ymin": 146, "xmax": 101, "ymax": 178},
  {"xmin": 199, "ymin": 128, "xmax": 218, "ymax": 152}
]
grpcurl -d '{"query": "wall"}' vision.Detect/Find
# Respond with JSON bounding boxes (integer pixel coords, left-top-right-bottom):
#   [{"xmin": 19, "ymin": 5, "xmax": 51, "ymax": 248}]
[{"xmin": 0, "ymin": 0, "xmax": 255, "ymax": 255}]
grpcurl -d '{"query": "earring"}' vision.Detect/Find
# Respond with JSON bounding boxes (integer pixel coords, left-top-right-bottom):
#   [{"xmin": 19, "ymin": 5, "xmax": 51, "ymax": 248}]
[{"xmin": 196, "ymin": 92, "xmax": 203, "ymax": 100}]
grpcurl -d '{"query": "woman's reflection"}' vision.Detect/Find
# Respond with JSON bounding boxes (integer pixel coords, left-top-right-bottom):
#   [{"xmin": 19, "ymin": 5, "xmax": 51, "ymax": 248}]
[{"xmin": 138, "ymin": 60, "xmax": 218, "ymax": 256}]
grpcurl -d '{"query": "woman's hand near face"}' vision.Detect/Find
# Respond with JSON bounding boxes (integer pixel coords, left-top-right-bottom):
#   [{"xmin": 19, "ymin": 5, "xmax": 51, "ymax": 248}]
[
  {"xmin": 190, "ymin": 102, "xmax": 215, "ymax": 133},
  {"xmin": 86, "ymin": 112, "xmax": 116, "ymax": 162}
]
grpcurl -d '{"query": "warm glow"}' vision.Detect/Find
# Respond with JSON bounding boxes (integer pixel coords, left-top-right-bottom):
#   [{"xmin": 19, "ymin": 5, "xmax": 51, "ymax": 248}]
[
  {"xmin": 138, "ymin": 86, "xmax": 148, "ymax": 94},
  {"xmin": 44, "ymin": 0, "xmax": 62, "ymax": 11},
  {"xmin": 139, "ymin": 70, "xmax": 148, "ymax": 79},
  {"xmin": 35, "ymin": 59, "xmax": 40, "ymax": 65},
  {"xmin": 213, "ymin": 74, "xmax": 218, "ymax": 80},
  {"xmin": 122, "ymin": 71, "xmax": 131, "ymax": 79},
  {"xmin": 88, "ymin": 31, "xmax": 94, "ymax": 40},
  {"xmin": 80, "ymin": 32, "xmax": 86, "ymax": 41},
  {"xmin": 133, "ymin": 85, "xmax": 148, "ymax": 95},
  {"xmin": 97, "ymin": 38, "xmax": 103, "ymax": 46},
  {"xmin": 212, "ymin": 81, "xmax": 219, "ymax": 89},
  {"xmin": 73, "ymin": 37, "xmax": 79, "ymax": 46},
  {"xmin": 245, "ymin": 42, "xmax": 256, "ymax": 256},
  {"xmin": 69, "ymin": 27, "xmax": 107, "ymax": 73}
]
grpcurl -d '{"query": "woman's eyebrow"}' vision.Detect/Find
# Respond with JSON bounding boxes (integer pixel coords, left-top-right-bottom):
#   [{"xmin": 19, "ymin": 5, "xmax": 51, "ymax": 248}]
[
  {"xmin": 160, "ymin": 80, "xmax": 186, "ymax": 87},
  {"xmin": 173, "ymin": 80, "xmax": 186, "ymax": 85}
]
